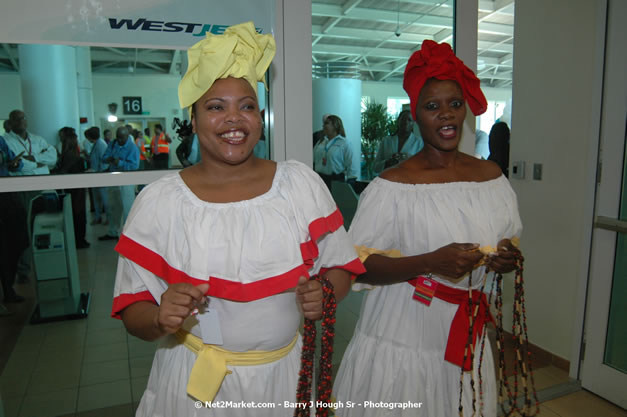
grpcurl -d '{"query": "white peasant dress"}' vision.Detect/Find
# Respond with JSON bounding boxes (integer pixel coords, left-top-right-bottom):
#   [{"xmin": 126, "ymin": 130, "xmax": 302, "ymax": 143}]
[
  {"xmin": 333, "ymin": 175, "xmax": 522, "ymax": 417},
  {"xmin": 112, "ymin": 160, "xmax": 364, "ymax": 417}
]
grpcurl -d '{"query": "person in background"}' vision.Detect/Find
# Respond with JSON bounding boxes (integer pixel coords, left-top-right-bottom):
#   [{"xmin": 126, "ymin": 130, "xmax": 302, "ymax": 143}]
[
  {"xmin": 4, "ymin": 110, "xmax": 57, "ymax": 176},
  {"xmin": 84, "ymin": 126, "xmax": 109, "ymax": 225},
  {"xmin": 134, "ymin": 129, "xmax": 150, "ymax": 170},
  {"xmin": 4, "ymin": 109, "xmax": 57, "ymax": 284},
  {"xmin": 313, "ymin": 113, "xmax": 330, "ymax": 147},
  {"xmin": 474, "ymin": 128, "xmax": 490, "ymax": 159},
  {"xmin": 103, "ymin": 129, "xmax": 113, "ymax": 145},
  {"xmin": 313, "ymin": 114, "xmax": 357, "ymax": 189},
  {"xmin": 487, "ymin": 121, "xmax": 510, "ymax": 177},
  {"xmin": 0, "ymin": 135, "xmax": 26, "ymax": 308},
  {"xmin": 333, "ymin": 40, "xmax": 522, "ymax": 417},
  {"xmin": 151, "ymin": 123, "xmax": 172, "ymax": 169},
  {"xmin": 111, "ymin": 22, "xmax": 363, "ymax": 417},
  {"xmin": 53, "ymin": 127, "xmax": 89, "ymax": 249},
  {"xmin": 372, "ymin": 109, "xmax": 424, "ymax": 175},
  {"xmin": 99, "ymin": 126, "xmax": 139, "ymax": 241},
  {"xmin": 174, "ymin": 119, "xmax": 200, "ymax": 167}
]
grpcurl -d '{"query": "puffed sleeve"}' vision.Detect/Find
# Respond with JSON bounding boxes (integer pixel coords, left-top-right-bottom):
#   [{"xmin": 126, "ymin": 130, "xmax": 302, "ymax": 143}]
[
  {"xmin": 111, "ymin": 181, "xmax": 169, "ymax": 318},
  {"xmin": 347, "ymin": 179, "xmax": 401, "ymax": 290},
  {"xmin": 282, "ymin": 161, "xmax": 365, "ymax": 279}
]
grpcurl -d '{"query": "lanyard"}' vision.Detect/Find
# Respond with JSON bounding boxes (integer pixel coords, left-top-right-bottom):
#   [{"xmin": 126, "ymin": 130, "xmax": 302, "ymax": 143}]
[
  {"xmin": 324, "ymin": 136, "xmax": 340, "ymax": 152},
  {"xmin": 18, "ymin": 135, "xmax": 32, "ymax": 155}
]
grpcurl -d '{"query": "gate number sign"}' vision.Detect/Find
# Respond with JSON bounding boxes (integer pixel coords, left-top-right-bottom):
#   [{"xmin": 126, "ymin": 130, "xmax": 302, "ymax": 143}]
[{"xmin": 123, "ymin": 96, "xmax": 142, "ymax": 115}]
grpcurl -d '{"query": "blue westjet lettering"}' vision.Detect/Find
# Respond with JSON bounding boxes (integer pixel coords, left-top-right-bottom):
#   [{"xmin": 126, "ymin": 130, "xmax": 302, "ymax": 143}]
[{"xmin": 108, "ymin": 18, "xmax": 261, "ymax": 37}]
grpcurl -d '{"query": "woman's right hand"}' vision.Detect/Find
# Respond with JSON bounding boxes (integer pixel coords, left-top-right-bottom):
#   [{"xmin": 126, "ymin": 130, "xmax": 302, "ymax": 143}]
[
  {"xmin": 155, "ymin": 282, "xmax": 209, "ymax": 334},
  {"xmin": 428, "ymin": 243, "xmax": 484, "ymax": 279}
]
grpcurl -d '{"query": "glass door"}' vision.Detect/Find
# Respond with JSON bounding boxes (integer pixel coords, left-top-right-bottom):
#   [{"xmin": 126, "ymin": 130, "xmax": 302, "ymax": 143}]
[{"xmin": 581, "ymin": 0, "xmax": 627, "ymax": 408}]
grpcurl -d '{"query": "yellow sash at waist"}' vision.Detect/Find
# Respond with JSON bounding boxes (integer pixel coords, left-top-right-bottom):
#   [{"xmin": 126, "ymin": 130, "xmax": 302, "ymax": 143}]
[{"xmin": 175, "ymin": 329, "xmax": 298, "ymax": 403}]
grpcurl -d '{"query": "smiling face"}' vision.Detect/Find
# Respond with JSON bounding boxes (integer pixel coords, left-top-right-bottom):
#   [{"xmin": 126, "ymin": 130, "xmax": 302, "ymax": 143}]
[
  {"xmin": 192, "ymin": 77, "xmax": 262, "ymax": 166},
  {"xmin": 415, "ymin": 79, "xmax": 466, "ymax": 152}
]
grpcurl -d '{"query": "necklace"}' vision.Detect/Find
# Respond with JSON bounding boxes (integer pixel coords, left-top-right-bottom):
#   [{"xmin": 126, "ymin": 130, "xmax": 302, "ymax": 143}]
[
  {"xmin": 458, "ymin": 253, "xmax": 539, "ymax": 417},
  {"xmin": 294, "ymin": 275, "xmax": 336, "ymax": 417}
]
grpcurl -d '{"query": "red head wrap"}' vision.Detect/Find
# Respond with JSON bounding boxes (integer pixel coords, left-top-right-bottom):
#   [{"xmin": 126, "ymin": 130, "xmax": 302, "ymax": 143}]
[{"xmin": 403, "ymin": 40, "xmax": 487, "ymax": 119}]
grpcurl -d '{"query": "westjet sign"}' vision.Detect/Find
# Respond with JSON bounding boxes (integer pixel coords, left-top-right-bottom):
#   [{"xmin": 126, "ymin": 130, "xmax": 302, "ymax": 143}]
[
  {"xmin": 1, "ymin": 0, "xmax": 272, "ymax": 47},
  {"xmin": 108, "ymin": 18, "xmax": 262, "ymax": 37}
]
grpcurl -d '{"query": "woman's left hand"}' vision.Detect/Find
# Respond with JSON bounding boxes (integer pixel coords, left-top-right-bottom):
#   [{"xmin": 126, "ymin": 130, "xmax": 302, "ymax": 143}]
[
  {"xmin": 486, "ymin": 239, "xmax": 521, "ymax": 274},
  {"xmin": 296, "ymin": 276, "xmax": 323, "ymax": 320}
]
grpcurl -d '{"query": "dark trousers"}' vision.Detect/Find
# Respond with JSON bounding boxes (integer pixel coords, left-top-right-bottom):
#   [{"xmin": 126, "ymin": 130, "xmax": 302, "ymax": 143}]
[
  {"xmin": 0, "ymin": 193, "xmax": 29, "ymax": 298},
  {"xmin": 152, "ymin": 153, "xmax": 169, "ymax": 170},
  {"xmin": 68, "ymin": 189, "xmax": 87, "ymax": 245}
]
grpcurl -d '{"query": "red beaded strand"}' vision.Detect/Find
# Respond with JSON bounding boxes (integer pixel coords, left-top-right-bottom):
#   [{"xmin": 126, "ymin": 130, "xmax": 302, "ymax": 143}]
[
  {"xmin": 294, "ymin": 275, "xmax": 336, "ymax": 417},
  {"xmin": 458, "ymin": 271, "xmax": 488, "ymax": 417}
]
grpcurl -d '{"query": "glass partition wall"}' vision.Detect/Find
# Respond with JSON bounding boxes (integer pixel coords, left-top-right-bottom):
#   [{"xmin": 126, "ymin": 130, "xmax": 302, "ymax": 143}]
[{"xmin": 311, "ymin": 0, "xmax": 456, "ymax": 183}]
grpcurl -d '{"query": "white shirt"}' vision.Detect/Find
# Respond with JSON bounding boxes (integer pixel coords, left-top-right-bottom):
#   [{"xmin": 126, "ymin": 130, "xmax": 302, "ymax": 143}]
[
  {"xmin": 313, "ymin": 135, "xmax": 357, "ymax": 179},
  {"xmin": 4, "ymin": 131, "xmax": 57, "ymax": 175},
  {"xmin": 373, "ymin": 132, "xmax": 423, "ymax": 175},
  {"xmin": 474, "ymin": 130, "xmax": 489, "ymax": 159}
]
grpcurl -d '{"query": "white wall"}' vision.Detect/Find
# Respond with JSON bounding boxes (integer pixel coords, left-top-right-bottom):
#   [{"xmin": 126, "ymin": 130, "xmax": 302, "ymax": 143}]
[
  {"xmin": 510, "ymin": 0, "xmax": 604, "ymax": 361},
  {"xmin": 362, "ymin": 80, "xmax": 406, "ymax": 106}
]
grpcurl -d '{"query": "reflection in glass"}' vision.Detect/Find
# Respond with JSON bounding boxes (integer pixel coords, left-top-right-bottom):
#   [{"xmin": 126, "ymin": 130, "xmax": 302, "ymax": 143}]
[
  {"xmin": 311, "ymin": 1, "xmax": 458, "ymax": 181},
  {"xmin": 604, "ymin": 143, "xmax": 627, "ymax": 373},
  {"xmin": 0, "ymin": 43, "xmax": 273, "ymax": 179},
  {"xmin": 475, "ymin": 2, "xmax": 515, "ymax": 159}
]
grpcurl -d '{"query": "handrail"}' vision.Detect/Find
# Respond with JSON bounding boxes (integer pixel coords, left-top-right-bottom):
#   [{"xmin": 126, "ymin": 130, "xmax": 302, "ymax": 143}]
[{"xmin": 594, "ymin": 216, "xmax": 627, "ymax": 234}]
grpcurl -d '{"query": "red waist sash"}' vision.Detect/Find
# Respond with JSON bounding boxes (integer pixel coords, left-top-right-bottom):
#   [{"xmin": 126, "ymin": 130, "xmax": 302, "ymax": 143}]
[{"xmin": 407, "ymin": 278, "xmax": 493, "ymax": 371}]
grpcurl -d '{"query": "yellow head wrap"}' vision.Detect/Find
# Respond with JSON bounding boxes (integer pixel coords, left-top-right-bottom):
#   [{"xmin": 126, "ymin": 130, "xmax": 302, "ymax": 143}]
[{"xmin": 178, "ymin": 21, "xmax": 276, "ymax": 112}]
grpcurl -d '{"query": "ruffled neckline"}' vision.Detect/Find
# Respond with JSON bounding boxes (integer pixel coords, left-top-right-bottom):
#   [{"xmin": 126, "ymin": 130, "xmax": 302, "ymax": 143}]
[
  {"xmin": 173, "ymin": 161, "xmax": 284, "ymax": 209},
  {"xmin": 371, "ymin": 174, "xmax": 505, "ymax": 191}
]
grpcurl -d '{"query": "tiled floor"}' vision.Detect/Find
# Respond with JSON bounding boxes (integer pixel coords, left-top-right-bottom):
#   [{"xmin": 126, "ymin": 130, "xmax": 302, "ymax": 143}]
[{"xmin": 1, "ymin": 217, "xmax": 625, "ymax": 417}]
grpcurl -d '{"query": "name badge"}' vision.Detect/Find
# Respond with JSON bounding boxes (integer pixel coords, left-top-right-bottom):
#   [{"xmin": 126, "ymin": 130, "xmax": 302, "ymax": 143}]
[
  {"xmin": 413, "ymin": 275, "xmax": 438, "ymax": 306},
  {"xmin": 198, "ymin": 308, "xmax": 223, "ymax": 345}
]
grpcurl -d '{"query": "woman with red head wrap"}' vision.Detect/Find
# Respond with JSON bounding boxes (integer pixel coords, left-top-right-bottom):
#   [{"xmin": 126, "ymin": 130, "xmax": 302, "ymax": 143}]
[{"xmin": 333, "ymin": 41, "xmax": 523, "ymax": 417}]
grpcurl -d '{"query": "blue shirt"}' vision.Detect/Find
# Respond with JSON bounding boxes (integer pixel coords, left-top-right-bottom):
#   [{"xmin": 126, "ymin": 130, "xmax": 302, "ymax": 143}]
[
  {"xmin": 0, "ymin": 136, "xmax": 23, "ymax": 176},
  {"xmin": 89, "ymin": 138, "xmax": 110, "ymax": 172},
  {"xmin": 102, "ymin": 139, "xmax": 140, "ymax": 172}
]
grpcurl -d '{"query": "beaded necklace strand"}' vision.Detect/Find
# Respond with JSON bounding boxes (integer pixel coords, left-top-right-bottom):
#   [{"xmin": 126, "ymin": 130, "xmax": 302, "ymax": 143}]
[
  {"xmin": 458, "ymin": 270, "xmax": 488, "ymax": 417},
  {"xmin": 294, "ymin": 275, "xmax": 336, "ymax": 417},
  {"xmin": 459, "ymin": 253, "xmax": 539, "ymax": 417},
  {"xmin": 495, "ymin": 254, "xmax": 540, "ymax": 416}
]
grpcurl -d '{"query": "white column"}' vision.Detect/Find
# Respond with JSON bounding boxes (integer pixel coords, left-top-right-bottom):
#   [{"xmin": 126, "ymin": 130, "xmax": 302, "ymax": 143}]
[
  {"xmin": 454, "ymin": 0, "xmax": 479, "ymax": 156},
  {"xmin": 76, "ymin": 46, "xmax": 94, "ymax": 141},
  {"xmin": 18, "ymin": 44, "xmax": 80, "ymax": 149},
  {"xmin": 313, "ymin": 78, "xmax": 362, "ymax": 179}
]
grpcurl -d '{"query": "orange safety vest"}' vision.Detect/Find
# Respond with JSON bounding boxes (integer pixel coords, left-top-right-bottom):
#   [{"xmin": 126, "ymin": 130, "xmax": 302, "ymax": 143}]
[
  {"xmin": 135, "ymin": 138, "xmax": 147, "ymax": 160},
  {"xmin": 152, "ymin": 132, "xmax": 170, "ymax": 154}
]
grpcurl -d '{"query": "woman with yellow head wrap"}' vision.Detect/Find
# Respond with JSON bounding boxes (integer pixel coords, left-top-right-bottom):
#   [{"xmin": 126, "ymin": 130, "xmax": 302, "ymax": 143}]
[{"xmin": 111, "ymin": 21, "xmax": 363, "ymax": 417}]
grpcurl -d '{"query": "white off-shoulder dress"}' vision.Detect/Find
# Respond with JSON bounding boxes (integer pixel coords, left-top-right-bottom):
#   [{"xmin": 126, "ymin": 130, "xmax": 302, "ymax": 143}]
[
  {"xmin": 333, "ymin": 175, "xmax": 522, "ymax": 417},
  {"xmin": 112, "ymin": 160, "xmax": 364, "ymax": 417}
]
